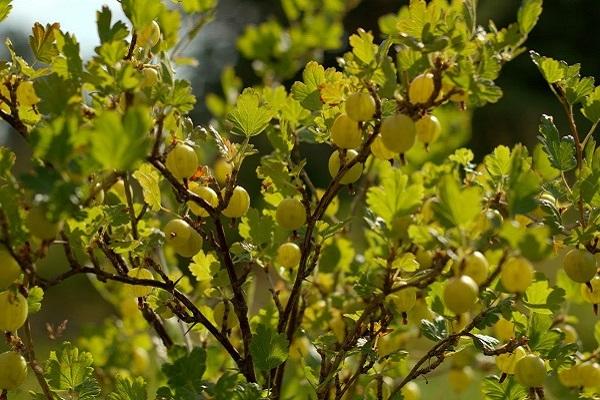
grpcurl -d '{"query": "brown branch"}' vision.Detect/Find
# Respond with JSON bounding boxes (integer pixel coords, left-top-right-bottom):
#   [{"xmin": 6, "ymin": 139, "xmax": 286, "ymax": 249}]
[
  {"xmin": 138, "ymin": 298, "xmax": 173, "ymax": 348},
  {"xmin": 122, "ymin": 172, "xmax": 139, "ymax": 240},
  {"xmin": 21, "ymin": 319, "xmax": 54, "ymax": 399}
]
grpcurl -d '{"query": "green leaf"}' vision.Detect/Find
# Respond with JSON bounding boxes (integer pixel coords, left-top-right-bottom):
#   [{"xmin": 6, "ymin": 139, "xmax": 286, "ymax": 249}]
[
  {"xmin": 90, "ymin": 107, "xmax": 152, "ymax": 171},
  {"xmin": 162, "ymin": 346, "xmax": 207, "ymax": 400},
  {"xmin": 46, "ymin": 342, "xmax": 97, "ymax": 391},
  {"xmin": 29, "ymin": 22, "xmax": 59, "ymax": 63},
  {"xmin": 484, "ymin": 145, "xmax": 512, "ymax": 181},
  {"xmin": 565, "ymin": 76, "xmax": 595, "ymax": 105},
  {"xmin": 582, "ymin": 86, "xmax": 600, "ymax": 124},
  {"xmin": 527, "ymin": 313, "xmax": 561, "ymax": 355},
  {"xmin": 109, "ymin": 376, "xmax": 147, "ymax": 400},
  {"xmin": 366, "ymin": 168, "xmax": 424, "ymax": 224},
  {"xmin": 471, "ymin": 334, "xmax": 500, "ymax": 353},
  {"xmin": 524, "ymin": 274, "xmax": 565, "ymax": 314},
  {"xmin": 420, "ymin": 316, "xmax": 447, "ymax": 342},
  {"xmin": 318, "ymin": 238, "xmax": 355, "ymax": 274},
  {"xmin": 27, "ymin": 286, "xmax": 44, "ymax": 314},
  {"xmin": 53, "ymin": 32, "xmax": 83, "ymax": 80},
  {"xmin": 133, "ymin": 164, "xmax": 161, "ymax": 212},
  {"xmin": 482, "ymin": 376, "xmax": 527, "ymax": 400},
  {"xmin": 180, "ymin": 0, "xmax": 216, "ymax": 13},
  {"xmin": 537, "ymin": 114, "xmax": 576, "ymax": 171},
  {"xmin": 239, "ymin": 208, "xmax": 276, "ymax": 246},
  {"xmin": 96, "ymin": 6, "xmax": 129, "ymax": 44},
  {"xmin": 517, "ymin": 0, "xmax": 543, "ymax": 35},
  {"xmin": 291, "ymin": 61, "xmax": 326, "ymax": 111},
  {"xmin": 433, "ymin": 175, "xmax": 482, "ymax": 228},
  {"xmin": 530, "ymin": 51, "xmax": 567, "ymax": 84},
  {"xmin": 189, "ymin": 250, "xmax": 218, "ymax": 282},
  {"xmin": 499, "ymin": 221, "xmax": 551, "ymax": 261},
  {"xmin": 0, "ymin": 0, "xmax": 11, "ymax": 22},
  {"xmin": 250, "ymin": 323, "xmax": 289, "ymax": 371},
  {"xmin": 349, "ymin": 28, "xmax": 376, "ymax": 65},
  {"xmin": 121, "ymin": 0, "xmax": 163, "ymax": 30},
  {"xmin": 227, "ymin": 88, "xmax": 274, "ymax": 137}
]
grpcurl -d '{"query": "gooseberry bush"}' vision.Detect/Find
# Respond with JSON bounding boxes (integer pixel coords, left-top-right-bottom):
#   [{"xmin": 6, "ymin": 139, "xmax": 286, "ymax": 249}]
[{"xmin": 1, "ymin": 0, "xmax": 600, "ymax": 399}]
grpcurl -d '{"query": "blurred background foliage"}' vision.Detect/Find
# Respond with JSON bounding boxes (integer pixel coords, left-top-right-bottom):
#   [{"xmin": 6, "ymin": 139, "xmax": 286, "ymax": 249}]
[{"xmin": 0, "ymin": 0, "xmax": 599, "ymax": 398}]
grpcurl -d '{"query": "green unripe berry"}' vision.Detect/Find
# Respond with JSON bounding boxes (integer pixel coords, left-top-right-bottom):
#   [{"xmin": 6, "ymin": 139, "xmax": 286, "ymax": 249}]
[
  {"xmin": 0, "ymin": 247, "xmax": 21, "ymax": 289},
  {"xmin": 500, "ymin": 256, "xmax": 534, "ymax": 293},
  {"xmin": 331, "ymin": 114, "xmax": 362, "ymax": 149},
  {"xmin": 345, "ymin": 92, "xmax": 375, "ymax": 122},
  {"xmin": 563, "ymin": 248, "xmax": 597, "ymax": 283},
  {"xmin": 401, "ymin": 382, "xmax": 421, "ymax": 400},
  {"xmin": 0, "ymin": 351, "xmax": 27, "ymax": 390},
  {"xmin": 389, "ymin": 286, "xmax": 417, "ymax": 313},
  {"xmin": 328, "ymin": 149, "xmax": 363, "ymax": 184},
  {"xmin": 276, "ymin": 198, "xmax": 306, "ymax": 230},
  {"xmin": 163, "ymin": 218, "xmax": 192, "ymax": 248},
  {"xmin": 495, "ymin": 346, "xmax": 527, "ymax": 374},
  {"xmin": 172, "ymin": 229, "xmax": 203, "ymax": 258},
  {"xmin": 188, "ymin": 182, "xmax": 218, "ymax": 217},
  {"xmin": 515, "ymin": 354, "xmax": 546, "ymax": 387},
  {"xmin": 165, "ymin": 143, "xmax": 198, "ymax": 180},
  {"xmin": 380, "ymin": 114, "xmax": 416, "ymax": 154},
  {"xmin": 443, "ymin": 275, "xmax": 479, "ymax": 315},
  {"xmin": 0, "ymin": 291, "xmax": 28, "ymax": 332}
]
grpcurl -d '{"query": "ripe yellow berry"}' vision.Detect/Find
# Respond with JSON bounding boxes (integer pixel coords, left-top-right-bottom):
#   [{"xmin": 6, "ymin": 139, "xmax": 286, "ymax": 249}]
[
  {"xmin": 558, "ymin": 365, "xmax": 582, "ymax": 388},
  {"xmin": 188, "ymin": 182, "xmax": 218, "ymax": 217},
  {"xmin": 461, "ymin": 251, "xmax": 489, "ymax": 285},
  {"xmin": 494, "ymin": 317, "xmax": 515, "ymax": 341},
  {"xmin": 581, "ymin": 276, "xmax": 600, "ymax": 304},
  {"xmin": 380, "ymin": 114, "xmax": 416, "ymax": 154},
  {"xmin": 443, "ymin": 275, "xmax": 479, "ymax": 315},
  {"xmin": 137, "ymin": 21, "xmax": 161, "ymax": 49},
  {"xmin": 163, "ymin": 218, "xmax": 192, "ymax": 248},
  {"xmin": 165, "ymin": 143, "xmax": 198, "ymax": 180},
  {"xmin": 500, "ymin": 256, "xmax": 534, "ymax": 293},
  {"xmin": 561, "ymin": 324, "xmax": 578, "ymax": 344},
  {"xmin": 578, "ymin": 362, "xmax": 600, "ymax": 387},
  {"xmin": 495, "ymin": 346, "xmax": 527, "ymax": 374},
  {"xmin": 213, "ymin": 159, "xmax": 233, "ymax": 185},
  {"xmin": 415, "ymin": 114, "xmax": 441, "ymax": 144},
  {"xmin": 370, "ymin": 136, "xmax": 396, "ymax": 160},
  {"xmin": 127, "ymin": 267, "xmax": 154, "ymax": 297},
  {"xmin": 276, "ymin": 198, "xmax": 306, "ymax": 230},
  {"xmin": 328, "ymin": 149, "xmax": 363, "ymax": 185},
  {"xmin": 401, "ymin": 382, "xmax": 421, "ymax": 400},
  {"xmin": 409, "ymin": 73, "xmax": 435, "ymax": 104},
  {"xmin": 277, "ymin": 242, "xmax": 301, "ymax": 268},
  {"xmin": 345, "ymin": 92, "xmax": 376, "ymax": 122},
  {"xmin": 141, "ymin": 67, "xmax": 159, "ymax": 88},
  {"xmin": 331, "ymin": 114, "xmax": 362, "ymax": 149},
  {"xmin": 222, "ymin": 186, "xmax": 250, "ymax": 218},
  {"xmin": 173, "ymin": 229, "xmax": 203, "ymax": 258},
  {"xmin": 448, "ymin": 366, "xmax": 474, "ymax": 393}
]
